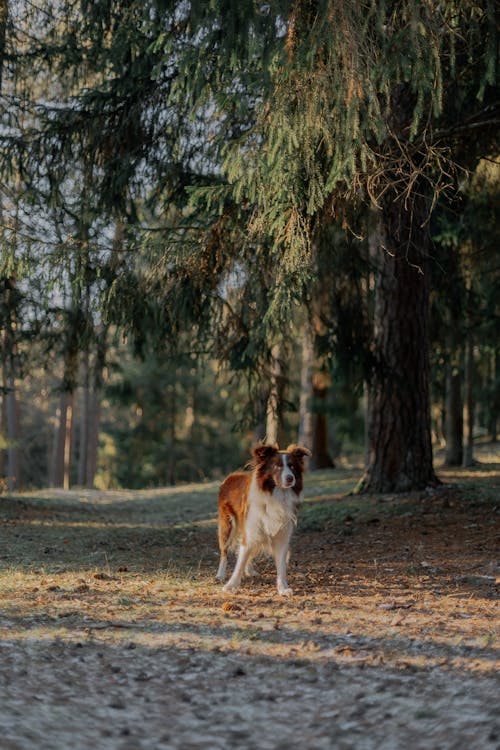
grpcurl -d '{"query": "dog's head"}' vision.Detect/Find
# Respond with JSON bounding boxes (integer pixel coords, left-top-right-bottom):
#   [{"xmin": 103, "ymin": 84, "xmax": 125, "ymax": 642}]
[{"xmin": 253, "ymin": 443, "xmax": 311, "ymax": 494}]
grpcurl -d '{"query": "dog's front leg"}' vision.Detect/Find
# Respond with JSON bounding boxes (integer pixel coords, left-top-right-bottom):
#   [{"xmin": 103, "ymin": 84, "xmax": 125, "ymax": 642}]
[
  {"xmin": 223, "ymin": 544, "xmax": 253, "ymax": 592},
  {"xmin": 272, "ymin": 524, "xmax": 294, "ymax": 596}
]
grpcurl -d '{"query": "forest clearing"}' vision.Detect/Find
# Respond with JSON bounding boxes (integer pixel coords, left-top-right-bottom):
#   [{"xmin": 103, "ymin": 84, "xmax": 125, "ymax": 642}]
[
  {"xmin": 1, "ymin": 445, "xmax": 498, "ymax": 750},
  {"xmin": 1, "ymin": 2, "xmax": 499, "ymax": 747}
]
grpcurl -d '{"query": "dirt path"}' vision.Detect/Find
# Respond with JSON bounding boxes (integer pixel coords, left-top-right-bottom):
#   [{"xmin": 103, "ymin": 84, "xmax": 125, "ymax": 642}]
[{"xmin": 0, "ymin": 452, "xmax": 499, "ymax": 749}]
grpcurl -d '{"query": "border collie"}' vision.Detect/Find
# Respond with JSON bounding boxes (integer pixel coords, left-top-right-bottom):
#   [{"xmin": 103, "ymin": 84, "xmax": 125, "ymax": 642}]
[{"xmin": 216, "ymin": 443, "xmax": 311, "ymax": 596}]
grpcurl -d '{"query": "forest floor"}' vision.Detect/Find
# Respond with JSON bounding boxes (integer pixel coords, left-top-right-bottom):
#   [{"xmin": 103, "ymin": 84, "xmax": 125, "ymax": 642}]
[{"xmin": 0, "ymin": 445, "xmax": 499, "ymax": 750}]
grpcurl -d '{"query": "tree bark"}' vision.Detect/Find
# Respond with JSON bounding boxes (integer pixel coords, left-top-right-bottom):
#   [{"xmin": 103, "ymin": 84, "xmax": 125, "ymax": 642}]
[
  {"xmin": 63, "ymin": 393, "xmax": 74, "ymax": 490},
  {"xmin": 1, "ymin": 279, "xmax": 22, "ymax": 491},
  {"xmin": 50, "ymin": 344, "xmax": 78, "ymax": 488},
  {"xmin": 78, "ymin": 353, "xmax": 90, "ymax": 486},
  {"xmin": 444, "ymin": 347, "xmax": 463, "ymax": 466},
  {"xmin": 359, "ymin": 190, "xmax": 438, "ymax": 493},
  {"xmin": 490, "ymin": 350, "xmax": 499, "ymax": 443},
  {"xmin": 462, "ymin": 329, "xmax": 475, "ymax": 467},
  {"xmin": 265, "ymin": 343, "xmax": 285, "ymax": 446},
  {"xmin": 50, "ymin": 393, "xmax": 68, "ymax": 487},
  {"xmin": 4, "ymin": 373, "xmax": 21, "ymax": 491},
  {"xmin": 298, "ymin": 320, "xmax": 313, "ymax": 450},
  {"xmin": 310, "ymin": 373, "xmax": 335, "ymax": 470}
]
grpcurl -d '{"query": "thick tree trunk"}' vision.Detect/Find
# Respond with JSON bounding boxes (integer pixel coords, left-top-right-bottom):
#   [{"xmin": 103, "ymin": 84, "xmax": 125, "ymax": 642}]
[
  {"xmin": 359, "ymin": 191, "xmax": 437, "ymax": 493},
  {"xmin": 444, "ymin": 347, "xmax": 463, "ymax": 466}
]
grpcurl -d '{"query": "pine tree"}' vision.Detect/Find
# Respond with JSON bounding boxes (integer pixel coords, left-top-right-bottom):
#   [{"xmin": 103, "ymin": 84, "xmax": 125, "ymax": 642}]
[{"xmin": 4, "ymin": 1, "xmax": 498, "ymax": 491}]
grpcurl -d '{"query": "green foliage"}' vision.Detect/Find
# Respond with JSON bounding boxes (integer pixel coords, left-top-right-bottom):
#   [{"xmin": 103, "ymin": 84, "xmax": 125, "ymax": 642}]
[{"xmin": 101, "ymin": 348, "xmax": 251, "ymax": 487}]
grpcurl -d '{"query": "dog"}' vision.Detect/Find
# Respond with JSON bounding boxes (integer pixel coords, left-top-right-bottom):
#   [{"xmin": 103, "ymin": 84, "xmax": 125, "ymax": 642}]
[{"xmin": 216, "ymin": 443, "xmax": 311, "ymax": 596}]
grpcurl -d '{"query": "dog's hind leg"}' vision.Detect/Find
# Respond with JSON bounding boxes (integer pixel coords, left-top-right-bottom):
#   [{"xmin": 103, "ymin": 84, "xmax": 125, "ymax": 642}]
[{"xmin": 244, "ymin": 554, "xmax": 258, "ymax": 577}]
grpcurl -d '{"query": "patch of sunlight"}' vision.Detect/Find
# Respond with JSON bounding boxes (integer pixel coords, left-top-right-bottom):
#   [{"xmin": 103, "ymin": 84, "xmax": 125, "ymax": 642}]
[
  {"xmin": 0, "ymin": 625, "xmax": 495, "ymax": 674},
  {"xmin": 6, "ymin": 517, "xmax": 217, "ymax": 530},
  {"xmin": 17, "ymin": 481, "xmax": 220, "ymax": 506}
]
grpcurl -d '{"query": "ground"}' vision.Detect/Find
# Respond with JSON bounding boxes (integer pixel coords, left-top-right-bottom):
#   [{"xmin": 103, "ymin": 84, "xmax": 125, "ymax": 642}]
[{"xmin": 0, "ymin": 446, "xmax": 499, "ymax": 750}]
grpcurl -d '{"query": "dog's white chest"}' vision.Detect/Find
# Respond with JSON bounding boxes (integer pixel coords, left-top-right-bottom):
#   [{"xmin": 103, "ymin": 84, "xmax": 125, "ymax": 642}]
[{"xmin": 246, "ymin": 477, "xmax": 301, "ymax": 543}]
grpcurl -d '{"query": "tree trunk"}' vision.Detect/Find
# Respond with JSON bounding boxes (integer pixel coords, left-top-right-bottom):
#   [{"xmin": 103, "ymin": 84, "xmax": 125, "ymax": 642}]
[
  {"xmin": 78, "ymin": 353, "xmax": 90, "ymax": 486},
  {"xmin": 252, "ymin": 387, "xmax": 268, "ymax": 444},
  {"xmin": 266, "ymin": 343, "xmax": 285, "ymax": 446},
  {"xmin": 363, "ymin": 381, "xmax": 371, "ymax": 468},
  {"xmin": 310, "ymin": 373, "xmax": 335, "ymax": 470},
  {"xmin": 50, "ymin": 344, "xmax": 78, "ymax": 488},
  {"xmin": 462, "ymin": 329, "xmax": 475, "ymax": 467},
  {"xmin": 359, "ymin": 191, "xmax": 437, "ymax": 493},
  {"xmin": 298, "ymin": 320, "xmax": 313, "ymax": 450},
  {"xmin": 85, "ymin": 387, "xmax": 101, "ymax": 487},
  {"xmin": 50, "ymin": 394, "xmax": 68, "ymax": 486},
  {"xmin": 63, "ymin": 393, "xmax": 74, "ymax": 490},
  {"xmin": 168, "ymin": 383, "xmax": 177, "ymax": 486},
  {"xmin": 489, "ymin": 350, "xmax": 499, "ymax": 443},
  {"xmin": 444, "ymin": 347, "xmax": 463, "ymax": 466},
  {"xmin": 1, "ymin": 280, "xmax": 22, "ymax": 491},
  {"xmin": 4, "ymin": 373, "xmax": 21, "ymax": 491},
  {"xmin": 84, "ymin": 332, "xmax": 107, "ymax": 488}
]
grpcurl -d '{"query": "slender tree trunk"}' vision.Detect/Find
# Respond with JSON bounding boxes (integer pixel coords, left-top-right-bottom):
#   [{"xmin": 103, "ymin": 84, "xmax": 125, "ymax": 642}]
[
  {"xmin": 85, "ymin": 387, "xmax": 101, "ymax": 487},
  {"xmin": 63, "ymin": 393, "xmax": 74, "ymax": 490},
  {"xmin": 360, "ymin": 190, "xmax": 437, "ymax": 493},
  {"xmin": 252, "ymin": 387, "xmax": 268, "ymax": 444},
  {"xmin": 50, "ymin": 345, "xmax": 78, "ymax": 488},
  {"xmin": 444, "ymin": 347, "xmax": 463, "ymax": 466},
  {"xmin": 266, "ymin": 343, "xmax": 285, "ymax": 446},
  {"xmin": 462, "ymin": 329, "xmax": 475, "ymax": 467},
  {"xmin": 50, "ymin": 394, "xmax": 68, "ymax": 487},
  {"xmin": 4, "ymin": 373, "xmax": 21, "ymax": 491},
  {"xmin": 298, "ymin": 320, "xmax": 313, "ymax": 450},
  {"xmin": 78, "ymin": 353, "xmax": 90, "ymax": 486},
  {"xmin": 363, "ymin": 381, "xmax": 371, "ymax": 468},
  {"xmin": 489, "ymin": 350, "xmax": 499, "ymax": 443},
  {"xmin": 168, "ymin": 382, "xmax": 177, "ymax": 486},
  {"xmin": 1, "ymin": 281, "xmax": 22, "ymax": 491},
  {"xmin": 84, "ymin": 332, "xmax": 107, "ymax": 488},
  {"xmin": 310, "ymin": 373, "xmax": 335, "ymax": 470}
]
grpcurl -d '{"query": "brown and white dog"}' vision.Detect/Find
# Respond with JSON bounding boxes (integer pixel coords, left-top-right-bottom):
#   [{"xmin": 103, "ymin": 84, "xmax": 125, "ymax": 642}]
[{"xmin": 216, "ymin": 443, "xmax": 311, "ymax": 596}]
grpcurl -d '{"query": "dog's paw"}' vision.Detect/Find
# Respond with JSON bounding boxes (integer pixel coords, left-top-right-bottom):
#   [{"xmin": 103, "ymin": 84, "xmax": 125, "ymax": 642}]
[
  {"xmin": 278, "ymin": 586, "xmax": 293, "ymax": 597},
  {"xmin": 223, "ymin": 580, "xmax": 240, "ymax": 592}
]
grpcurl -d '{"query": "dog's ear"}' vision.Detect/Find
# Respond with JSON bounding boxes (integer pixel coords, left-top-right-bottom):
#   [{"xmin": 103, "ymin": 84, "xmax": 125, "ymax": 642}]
[
  {"xmin": 253, "ymin": 444, "xmax": 279, "ymax": 464},
  {"xmin": 286, "ymin": 444, "xmax": 312, "ymax": 461}
]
